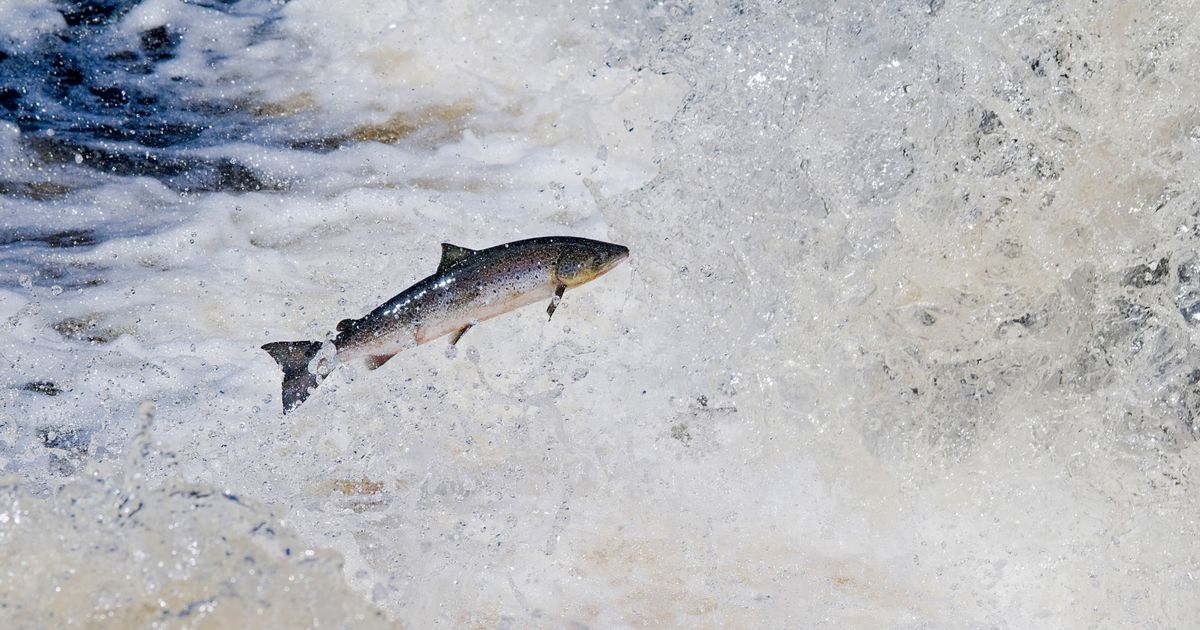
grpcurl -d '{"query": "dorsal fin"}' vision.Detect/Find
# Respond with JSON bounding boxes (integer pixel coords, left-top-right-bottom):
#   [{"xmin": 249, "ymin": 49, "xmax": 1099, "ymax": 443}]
[{"xmin": 437, "ymin": 243, "xmax": 475, "ymax": 273}]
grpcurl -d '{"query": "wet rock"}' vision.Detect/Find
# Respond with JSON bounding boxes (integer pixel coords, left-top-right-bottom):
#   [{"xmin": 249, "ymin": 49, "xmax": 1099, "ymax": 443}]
[
  {"xmin": 1033, "ymin": 156, "xmax": 1061, "ymax": 180},
  {"xmin": 60, "ymin": 0, "xmax": 137, "ymax": 27},
  {"xmin": 43, "ymin": 229, "xmax": 97, "ymax": 248},
  {"xmin": 105, "ymin": 50, "xmax": 139, "ymax": 63},
  {"xmin": 21, "ymin": 381, "xmax": 62, "ymax": 396},
  {"xmin": 333, "ymin": 478, "xmax": 384, "ymax": 496},
  {"xmin": 131, "ymin": 122, "xmax": 207, "ymax": 149},
  {"xmin": 25, "ymin": 136, "xmax": 274, "ymax": 192},
  {"xmin": 249, "ymin": 93, "xmax": 315, "ymax": 118},
  {"xmin": 288, "ymin": 136, "xmax": 344, "ymax": 153},
  {"xmin": 996, "ymin": 310, "xmax": 1048, "ymax": 339},
  {"xmin": 52, "ymin": 315, "xmax": 124, "ymax": 344},
  {"xmin": 89, "ymin": 85, "xmax": 129, "ymax": 106},
  {"xmin": 26, "ymin": 135, "xmax": 189, "ymax": 178},
  {"xmin": 997, "ymin": 238, "xmax": 1022, "ymax": 258},
  {"xmin": 1176, "ymin": 257, "xmax": 1200, "ymax": 325},
  {"xmin": 287, "ymin": 104, "xmax": 475, "ymax": 153},
  {"xmin": 1123, "ymin": 257, "xmax": 1170, "ymax": 288},
  {"xmin": 140, "ymin": 25, "xmax": 181, "ymax": 61},
  {"xmin": 348, "ymin": 102, "xmax": 474, "ymax": 145},
  {"xmin": 1113, "ymin": 299, "xmax": 1152, "ymax": 334},
  {"xmin": 0, "ymin": 181, "xmax": 72, "ymax": 200},
  {"xmin": 979, "ymin": 110, "xmax": 1002, "ymax": 134},
  {"xmin": 1180, "ymin": 301, "xmax": 1200, "ymax": 325},
  {"xmin": 49, "ymin": 52, "xmax": 85, "ymax": 88},
  {"xmin": 37, "ymin": 426, "xmax": 90, "ymax": 476},
  {"xmin": 180, "ymin": 159, "xmax": 284, "ymax": 193},
  {"xmin": 1179, "ymin": 258, "xmax": 1200, "ymax": 285},
  {"xmin": 0, "ymin": 87, "xmax": 19, "ymax": 111},
  {"xmin": 0, "ymin": 227, "xmax": 95, "ymax": 248},
  {"xmin": 208, "ymin": 159, "xmax": 274, "ymax": 193},
  {"xmin": 6, "ymin": 262, "xmax": 106, "ymax": 291}
]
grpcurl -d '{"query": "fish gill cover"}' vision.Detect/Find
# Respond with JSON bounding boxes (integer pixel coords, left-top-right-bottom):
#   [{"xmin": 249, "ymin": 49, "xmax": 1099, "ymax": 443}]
[{"xmin": 2, "ymin": 0, "xmax": 1200, "ymax": 627}]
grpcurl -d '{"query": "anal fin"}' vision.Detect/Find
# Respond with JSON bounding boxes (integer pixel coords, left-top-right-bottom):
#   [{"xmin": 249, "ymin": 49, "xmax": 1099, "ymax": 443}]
[
  {"xmin": 449, "ymin": 323, "xmax": 472, "ymax": 346},
  {"xmin": 364, "ymin": 353, "xmax": 396, "ymax": 370}
]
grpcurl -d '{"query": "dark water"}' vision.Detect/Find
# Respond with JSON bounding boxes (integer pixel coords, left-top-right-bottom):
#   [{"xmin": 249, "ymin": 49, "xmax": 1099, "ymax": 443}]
[{"xmin": 0, "ymin": 0, "xmax": 284, "ymax": 192}]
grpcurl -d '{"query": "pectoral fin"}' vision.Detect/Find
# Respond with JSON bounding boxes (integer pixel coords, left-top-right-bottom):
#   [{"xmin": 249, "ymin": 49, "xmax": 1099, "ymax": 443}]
[
  {"xmin": 547, "ymin": 284, "xmax": 566, "ymax": 319},
  {"xmin": 449, "ymin": 323, "xmax": 472, "ymax": 346}
]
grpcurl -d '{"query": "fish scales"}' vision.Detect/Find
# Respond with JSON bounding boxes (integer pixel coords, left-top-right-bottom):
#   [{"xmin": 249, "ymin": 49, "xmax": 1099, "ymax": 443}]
[{"xmin": 262, "ymin": 236, "xmax": 629, "ymax": 412}]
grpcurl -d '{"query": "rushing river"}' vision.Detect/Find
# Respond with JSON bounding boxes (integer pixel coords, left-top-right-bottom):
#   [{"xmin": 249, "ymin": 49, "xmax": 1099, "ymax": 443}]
[{"xmin": 2, "ymin": 1, "xmax": 1199, "ymax": 626}]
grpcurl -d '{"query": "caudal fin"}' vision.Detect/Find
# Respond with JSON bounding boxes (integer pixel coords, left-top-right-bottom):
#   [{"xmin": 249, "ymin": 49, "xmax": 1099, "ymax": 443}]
[{"xmin": 261, "ymin": 340, "xmax": 327, "ymax": 413}]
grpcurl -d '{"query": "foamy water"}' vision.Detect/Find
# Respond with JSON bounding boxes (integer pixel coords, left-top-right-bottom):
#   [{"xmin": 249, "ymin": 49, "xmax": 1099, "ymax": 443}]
[{"xmin": 2, "ymin": 1, "xmax": 1199, "ymax": 627}]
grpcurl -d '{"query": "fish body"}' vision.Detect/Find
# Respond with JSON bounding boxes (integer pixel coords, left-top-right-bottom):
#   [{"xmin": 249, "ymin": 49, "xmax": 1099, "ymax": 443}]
[{"xmin": 262, "ymin": 236, "xmax": 629, "ymax": 412}]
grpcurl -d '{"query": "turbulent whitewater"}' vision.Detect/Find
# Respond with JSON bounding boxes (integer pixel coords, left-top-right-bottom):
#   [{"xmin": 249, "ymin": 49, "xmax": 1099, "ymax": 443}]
[{"xmin": 2, "ymin": 0, "xmax": 1200, "ymax": 627}]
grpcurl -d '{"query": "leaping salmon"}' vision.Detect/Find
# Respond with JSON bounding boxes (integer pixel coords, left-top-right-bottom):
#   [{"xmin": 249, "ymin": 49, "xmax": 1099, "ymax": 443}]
[{"xmin": 262, "ymin": 236, "xmax": 630, "ymax": 413}]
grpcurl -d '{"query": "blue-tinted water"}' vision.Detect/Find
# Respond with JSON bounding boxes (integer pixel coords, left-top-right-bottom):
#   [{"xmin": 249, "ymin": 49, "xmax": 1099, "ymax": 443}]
[{"xmin": 0, "ymin": 0, "xmax": 289, "ymax": 192}]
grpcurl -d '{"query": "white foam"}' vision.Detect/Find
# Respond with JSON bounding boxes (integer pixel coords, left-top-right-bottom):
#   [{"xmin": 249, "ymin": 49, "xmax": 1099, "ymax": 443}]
[
  {"xmin": 4, "ymin": 0, "xmax": 1200, "ymax": 626},
  {"xmin": 0, "ymin": 0, "xmax": 63, "ymax": 51}
]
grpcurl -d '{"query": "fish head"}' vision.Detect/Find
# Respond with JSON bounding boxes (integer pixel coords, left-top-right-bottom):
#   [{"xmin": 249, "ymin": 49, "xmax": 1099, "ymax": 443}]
[{"xmin": 553, "ymin": 239, "xmax": 630, "ymax": 287}]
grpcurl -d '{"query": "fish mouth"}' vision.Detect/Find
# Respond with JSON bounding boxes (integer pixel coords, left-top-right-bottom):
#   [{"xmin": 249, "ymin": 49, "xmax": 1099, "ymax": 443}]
[{"xmin": 598, "ymin": 248, "xmax": 630, "ymax": 274}]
